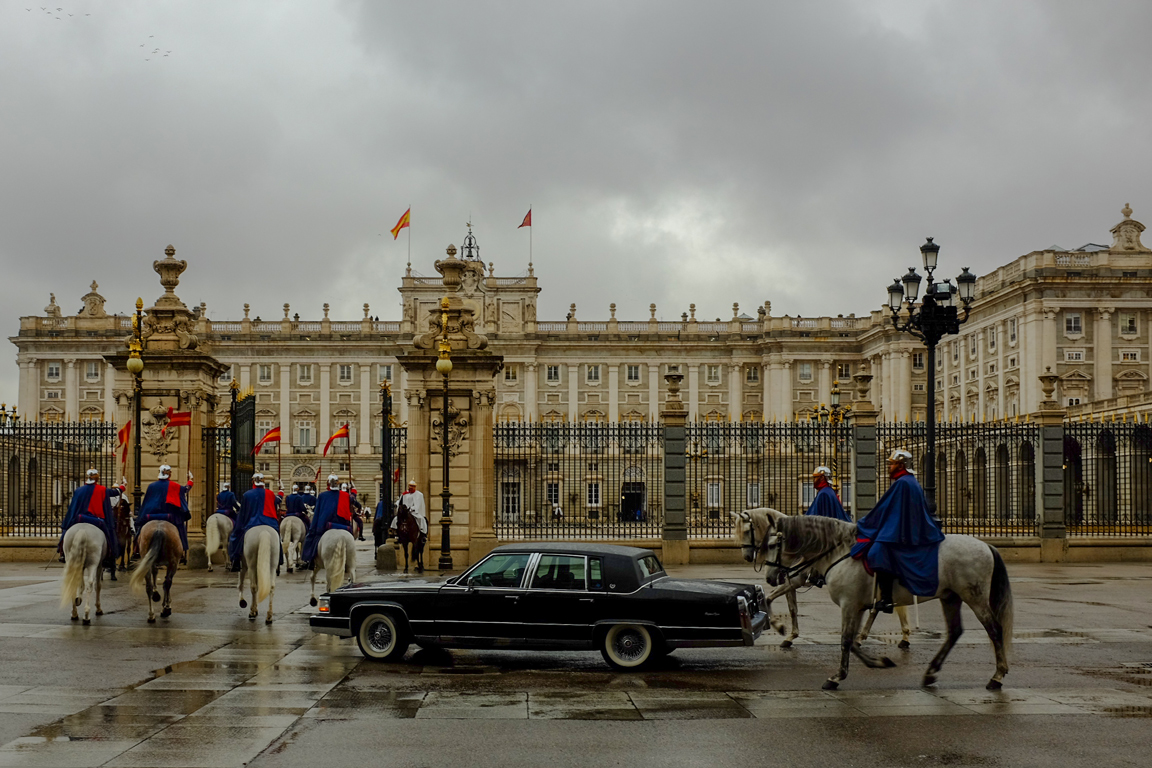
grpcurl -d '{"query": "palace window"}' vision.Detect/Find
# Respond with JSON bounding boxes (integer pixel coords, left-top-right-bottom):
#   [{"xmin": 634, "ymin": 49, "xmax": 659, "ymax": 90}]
[
  {"xmin": 546, "ymin": 481, "xmax": 560, "ymax": 506},
  {"xmin": 746, "ymin": 366, "xmax": 759, "ymax": 384},
  {"xmin": 379, "ymin": 364, "xmax": 393, "ymax": 382},
  {"xmin": 256, "ymin": 420, "xmax": 276, "ymax": 452},
  {"xmin": 913, "ymin": 382, "xmax": 926, "ymax": 392},
  {"xmin": 338, "ymin": 364, "xmax": 353, "ymax": 384},
  {"xmin": 746, "ymin": 482, "xmax": 760, "ymax": 508},
  {"xmin": 951, "ymin": 374, "xmax": 960, "ymax": 385},
  {"xmin": 969, "ymin": 335, "xmax": 977, "ymax": 356},
  {"xmin": 706, "ymin": 365, "xmax": 721, "ymax": 384},
  {"xmin": 1120, "ymin": 312, "xmax": 1138, "ymax": 335},
  {"xmin": 951, "ymin": 342, "xmax": 959, "ymax": 362},
  {"xmin": 1009, "ymin": 318, "xmax": 1018, "ymax": 342},
  {"xmin": 1067, "ymin": 397, "xmax": 1081, "ymax": 406},
  {"xmin": 46, "ymin": 362, "xmax": 61, "ymax": 380},
  {"xmin": 257, "ymin": 364, "xmax": 272, "ymax": 384},
  {"xmin": 987, "ymin": 363, "xmax": 997, "ymax": 375},
  {"xmin": 1008, "ymin": 356, "xmax": 1017, "ymax": 368},
  {"xmin": 626, "ymin": 364, "xmax": 641, "ymax": 383},
  {"xmin": 1065, "ymin": 349, "xmax": 1085, "ymax": 362},
  {"xmin": 837, "ymin": 363, "xmax": 851, "ymax": 379},
  {"xmin": 797, "ymin": 362, "xmax": 812, "ymax": 382},
  {"xmin": 968, "ymin": 368, "xmax": 977, "ymax": 381},
  {"xmin": 912, "ymin": 352, "xmax": 924, "ymax": 370},
  {"xmin": 296, "ymin": 421, "xmax": 314, "ymax": 449},
  {"xmin": 298, "ymin": 364, "xmax": 313, "ymax": 384},
  {"xmin": 46, "ymin": 390, "xmax": 60, "ymax": 399},
  {"xmin": 84, "ymin": 361, "xmax": 100, "ymax": 380},
  {"xmin": 988, "ymin": 326, "xmax": 996, "ymax": 350},
  {"xmin": 586, "ymin": 482, "xmax": 601, "ymax": 508},
  {"xmin": 706, "ymin": 481, "xmax": 723, "ymax": 508},
  {"xmin": 546, "ymin": 365, "xmax": 560, "ymax": 383},
  {"xmin": 504, "ymin": 365, "xmax": 517, "ymax": 383},
  {"xmin": 219, "ymin": 368, "xmax": 232, "ymax": 384},
  {"xmin": 586, "ymin": 365, "xmax": 601, "ymax": 384},
  {"xmin": 1121, "ymin": 350, "xmax": 1140, "ymax": 362},
  {"xmin": 1065, "ymin": 313, "xmax": 1082, "ymax": 336}
]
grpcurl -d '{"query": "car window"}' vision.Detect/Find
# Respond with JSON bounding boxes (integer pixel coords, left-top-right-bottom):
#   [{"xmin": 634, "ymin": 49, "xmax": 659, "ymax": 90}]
[
  {"xmin": 588, "ymin": 558, "xmax": 604, "ymax": 591},
  {"xmin": 637, "ymin": 554, "xmax": 665, "ymax": 581},
  {"xmin": 465, "ymin": 553, "xmax": 531, "ymax": 588},
  {"xmin": 530, "ymin": 555, "xmax": 587, "ymax": 591}
]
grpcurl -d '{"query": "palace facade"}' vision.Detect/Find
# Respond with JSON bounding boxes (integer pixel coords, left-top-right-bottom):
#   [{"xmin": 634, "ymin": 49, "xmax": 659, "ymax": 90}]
[{"xmin": 11, "ymin": 206, "xmax": 1152, "ymax": 473}]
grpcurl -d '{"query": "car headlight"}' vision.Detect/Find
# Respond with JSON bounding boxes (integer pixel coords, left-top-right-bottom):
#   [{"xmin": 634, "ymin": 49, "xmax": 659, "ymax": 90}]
[{"xmin": 317, "ymin": 596, "xmax": 330, "ymax": 614}]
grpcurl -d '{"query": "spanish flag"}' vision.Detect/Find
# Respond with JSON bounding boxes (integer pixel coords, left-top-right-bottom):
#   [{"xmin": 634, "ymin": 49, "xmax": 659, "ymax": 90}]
[
  {"xmin": 323, "ymin": 423, "xmax": 350, "ymax": 456},
  {"xmin": 251, "ymin": 426, "xmax": 281, "ymax": 455},
  {"xmin": 117, "ymin": 421, "xmax": 132, "ymax": 464},
  {"xmin": 390, "ymin": 208, "xmax": 411, "ymax": 240},
  {"xmin": 161, "ymin": 408, "xmax": 191, "ymax": 436},
  {"xmin": 518, "ymin": 208, "xmax": 532, "ymax": 228}
]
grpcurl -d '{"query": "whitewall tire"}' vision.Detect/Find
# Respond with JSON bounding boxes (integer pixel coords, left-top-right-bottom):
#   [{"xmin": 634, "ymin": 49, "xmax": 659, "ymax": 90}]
[
  {"xmin": 600, "ymin": 624, "xmax": 654, "ymax": 671},
  {"xmin": 356, "ymin": 612, "xmax": 410, "ymax": 662}
]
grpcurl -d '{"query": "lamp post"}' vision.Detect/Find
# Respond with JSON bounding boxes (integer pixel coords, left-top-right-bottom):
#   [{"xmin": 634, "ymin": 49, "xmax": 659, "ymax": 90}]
[
  {"xmin": 378, "ymin": 379, "xmax": 392, "ymax": 550},
  {"xmin": 816, "ymin": 380, "xmax": 851, "ymax": 491},
  {"xmin": 885, "ymin": 238, "xmax": 977, "ymax": 516},
  {"xmin": 126, "ymin": 298, "xmax": 146, "ymax": 514},
  {"xmin": 435, "ymin": 297, "xmax": 454, "ymax": 571}
]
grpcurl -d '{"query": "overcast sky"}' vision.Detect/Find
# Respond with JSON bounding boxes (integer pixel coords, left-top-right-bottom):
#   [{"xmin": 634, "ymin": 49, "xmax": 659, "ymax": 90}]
[{"xmin": 3, "ymin": 0, "xmax": 1152, "ymax": 407}]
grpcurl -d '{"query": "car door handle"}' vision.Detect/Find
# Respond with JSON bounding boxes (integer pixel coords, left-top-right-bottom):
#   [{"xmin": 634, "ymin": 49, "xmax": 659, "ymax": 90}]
[
  {"xmin": 578, "ymin": 598, "xmax": 595, "ymax": 603},
  {"xmin": 505, "ymin": 595, "xmax": 520, "ymax": 602}
]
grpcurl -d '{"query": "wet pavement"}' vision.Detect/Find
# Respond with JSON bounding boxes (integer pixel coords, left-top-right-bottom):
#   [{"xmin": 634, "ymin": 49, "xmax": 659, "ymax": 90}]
[{"xmin": 1, "ymin": 547, "xmax": 1151, "ymax": 766}]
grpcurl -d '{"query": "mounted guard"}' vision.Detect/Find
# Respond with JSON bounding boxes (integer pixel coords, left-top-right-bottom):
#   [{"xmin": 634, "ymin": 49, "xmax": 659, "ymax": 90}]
[
  {"xmin": 59, "ymin": 469, "xmax": 120, "ymax": 566},
  {"xmin": 806, "ymin": 466, "xmax": 852, "ymax": 522},
  {"xmin": 302, "ymin": 475, "xmax": 355, "ymax": 569},
  {"xmin": 135, "ymin": 465, "xmax": 193, "ymax": 563}
]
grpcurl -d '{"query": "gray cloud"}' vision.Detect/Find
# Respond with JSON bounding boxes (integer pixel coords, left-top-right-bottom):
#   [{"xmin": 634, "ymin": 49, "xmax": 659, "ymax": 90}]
[{"xmin": 3, "ymin": 0, "xmax": 1152, "ymax": 405}]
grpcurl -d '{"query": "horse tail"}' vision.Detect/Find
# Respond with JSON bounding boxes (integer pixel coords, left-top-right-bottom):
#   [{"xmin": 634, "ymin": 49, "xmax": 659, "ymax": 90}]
[
  {"xmin": 988, "ymin": 545, "xmax": 1013, "ymax": 660},
  {"xmin": 255, "ymin": 529, "xmax": 274, "ymax": 604},
  {"xmin": 328, "ymin": 534, "xmax": 347, "ymax": 593},
  {"xmin": 130, "ymin": 529, "xmax": 165, "ymax": 595},
  {"xmin": 60, "ymin": 534, "xmax": 86, "ymax": 609},
  {"xmin": 205, "ymin": 516, "xmax": 220, "ymax": 557}
]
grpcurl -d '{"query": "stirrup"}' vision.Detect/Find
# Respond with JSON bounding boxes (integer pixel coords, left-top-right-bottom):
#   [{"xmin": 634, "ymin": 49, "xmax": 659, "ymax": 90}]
[{"xmin": 874, "ymin": 599, "xmax": 894, "ymax": 614}]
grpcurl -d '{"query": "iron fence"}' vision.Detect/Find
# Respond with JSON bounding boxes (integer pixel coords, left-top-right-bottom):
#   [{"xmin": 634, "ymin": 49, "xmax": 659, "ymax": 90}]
[
  {"xmin": 1063, "ymin": 421, "xmax": 1152, "ymax": 537},
  {"xmin": 876, "ymin": 421, "xmax": 1038, "ymax": 537},
  {"xmin": 202, "ymin": 426, "xmax": 230, "ymax": 528},
  {"xmin": 1, "ymin": 421, "xmax": 118, "ymax": 537},
  {"xmin": 685, "ymin": 421, "xmax": 852, "ymax": 538},
  {"xmin": 493, "ymin": 422, "xmax": 665, "ymax": 539}
]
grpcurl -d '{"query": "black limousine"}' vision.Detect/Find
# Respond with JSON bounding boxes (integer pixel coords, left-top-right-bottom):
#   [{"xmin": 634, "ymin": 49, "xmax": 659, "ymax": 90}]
[{"xmin": 310, "ymin": 542, "xmax": 769, "ymax": 670}]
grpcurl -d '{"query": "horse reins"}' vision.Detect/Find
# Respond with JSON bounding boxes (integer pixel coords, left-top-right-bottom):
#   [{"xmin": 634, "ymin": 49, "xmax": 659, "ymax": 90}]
[{"xmin": 760, "ymin": 531, "xmax": 851, "ymax": 582}]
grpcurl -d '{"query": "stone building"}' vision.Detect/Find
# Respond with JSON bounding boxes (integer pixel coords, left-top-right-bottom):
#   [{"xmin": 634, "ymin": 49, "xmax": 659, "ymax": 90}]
[{"xmin": 11, "ymin": 207, "xmax": 1152, "ymax": 485}]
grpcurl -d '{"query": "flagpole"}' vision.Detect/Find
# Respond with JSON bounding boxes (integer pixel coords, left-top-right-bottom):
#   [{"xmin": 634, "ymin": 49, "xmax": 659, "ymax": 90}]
[
  {"xmin": 407, "ymin": 204, "xmax": 411, "ymax": 272},
  {"xmin": 529, "ymin": 204, "xmax": 533, "ymax": 271}
]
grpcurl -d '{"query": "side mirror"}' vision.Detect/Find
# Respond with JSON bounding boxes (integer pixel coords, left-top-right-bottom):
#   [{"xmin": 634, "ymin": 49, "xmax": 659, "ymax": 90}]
[{"xmin": 465, "ymin": 577, "xmax": 478, "ymax": 591}]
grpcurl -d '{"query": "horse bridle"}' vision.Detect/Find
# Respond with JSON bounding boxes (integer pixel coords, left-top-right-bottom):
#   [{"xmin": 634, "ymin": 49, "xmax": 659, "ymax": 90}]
[{"xmin": 760, "ymin": 529, "xmax": 848, "ymax": 584}]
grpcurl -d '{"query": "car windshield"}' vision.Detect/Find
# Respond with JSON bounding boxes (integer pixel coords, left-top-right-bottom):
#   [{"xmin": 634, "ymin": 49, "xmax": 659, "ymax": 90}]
[
  {"xmin": 637, "ymin": 554, "xmax": 665, "ymax": 581},
  {"xmin": 463, "ymin": 553, "xmax": 531, "ymax": 588}
]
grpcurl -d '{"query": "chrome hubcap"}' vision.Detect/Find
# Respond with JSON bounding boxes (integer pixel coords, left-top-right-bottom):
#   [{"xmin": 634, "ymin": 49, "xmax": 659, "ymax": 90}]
[
  {"xmin": 612, "ymin": 629, "xmax": 646, "ymax": 662},
  {"xmin": 367, "ymin": 620, "xmax": 393, "ymax": 653}
]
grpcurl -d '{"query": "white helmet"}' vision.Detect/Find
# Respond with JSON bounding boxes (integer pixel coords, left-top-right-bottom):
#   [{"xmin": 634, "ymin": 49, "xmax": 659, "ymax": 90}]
[
  {"xmin": 85, "ymin": 468, "xmax": 100, "ymax": 484},
  {"xmin": 327, "ymin": 474, "xmax": 340, "ymax": 489},
  {"xmin": 340, "ymin": 483, "xmax": 349, "ymax": 492},
  {"xmin": 158, "ymin": 464, "xmax": 172, "ymax": 479},
  {"xmin": 811, "ymin": 465, "xmax": 832, "ymax": 478},
  {"xmin": 252, "ymin": 472, "xmax": 265, "ymax": 487},
  {"xmin": 222, "ymin": 482, "xmax": 230, "ymax": 490},
  {"xmin": 888, "ymin": 449, "xmax": 913, "ymax": 464},
  {"xmin": 292, "ymin": 483, "xmax": 299, "ymax": 493}
]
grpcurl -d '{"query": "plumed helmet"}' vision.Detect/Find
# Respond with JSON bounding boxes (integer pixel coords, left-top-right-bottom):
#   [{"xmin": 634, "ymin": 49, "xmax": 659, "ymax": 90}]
[
  {"xmin": 85, "ymin": 468, "xmax": 100, "ymax": 484},
  {"xmin": 158, "ymin": 464, "xmax": 172, "ymax": 479},
  {"xmin": 328, "ymin": 474, "xmax": 340, "ymax": 488},
  {"xmin": 222, "ymin": 482, "xmax": 230, "ymax": 490},
  {"xmin": 292, "ymin": 483, "xmax": 299, "ymax": 492},
  {"xmin": 811, "ymin": 465, "xmax": 832, "ymax": 478},
  {"xmin": 340, "ymin": 483, "xmax": 349, "ymax": 491},
  {"xmin": 252, "ymin": 472, "xmax": 265, "ymax": 486},
  {"xmin": 888, "ymin": 449, "xmax": 913, "ymax": 464},
  {"xmin": 407, "ymin": 478, "xmax": 416, "ymax": 487}
]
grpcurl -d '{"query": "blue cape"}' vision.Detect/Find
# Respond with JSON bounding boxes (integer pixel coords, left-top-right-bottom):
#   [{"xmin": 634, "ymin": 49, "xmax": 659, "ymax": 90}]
[
  {"xmin": 215, "ymin": 490, "xmax": 239, "ymax": 517},
  {"xmin": 228, "ymin": 487, "xmax": 280, "ymax": 561},
  {"xmin": 301, "ymin": 489, "xmax": 352, "ymax": 562},
  {"xmin": 62, "ymin": 484, "xmax": 120, "ymax": 558},
  {"xmin": 284, "ymin": 493, "xmax": 310, "ymax": 522},
  {"xmin": 850, "ymin": 472, "xmax": 944, "ymax": 596},
  {"xmin": 807, "ymin": 484, "xmax": 851, "ymax": 522}
]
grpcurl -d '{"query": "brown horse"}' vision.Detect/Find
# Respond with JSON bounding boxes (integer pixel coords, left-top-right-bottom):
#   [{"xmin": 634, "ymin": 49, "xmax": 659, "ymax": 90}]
[
  {"xmin": 114, "ymin": 496, "xmax": 133, "ymax": 576},
  {"xmin": 129, "ymin": 520, "xmax": 183, "ymax": 623},
  {"xmin": 395, "ymin": 498, "xmax": 426, "ymax": 574}
]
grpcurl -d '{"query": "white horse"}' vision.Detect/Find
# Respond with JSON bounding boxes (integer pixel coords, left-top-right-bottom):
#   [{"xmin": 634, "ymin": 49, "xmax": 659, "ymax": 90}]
[
  {"xmin": 204, "ymin": 513, "xmax": 234, "ymax": 572},
  {"xmin": 735, "ymin": 507, "xmax": 1013, "ymax": 691},
  {"xmin": 59, "ymin": 523, "xmax": 106, "ymax": 624},
  {"xmin": 309, "ymin": 528, "xmax": 356, "ymax": 607},
  {"xmin": 237, "ymin": 525, "xmax": 279, "ymax": 624},
  {"xmin": 279, "ymin": 515, "xmax": 307, "ymax": 573}
]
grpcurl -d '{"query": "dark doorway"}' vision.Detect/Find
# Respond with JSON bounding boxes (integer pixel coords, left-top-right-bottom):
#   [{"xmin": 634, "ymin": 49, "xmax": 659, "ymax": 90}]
[{"xmin": 620, "ymin": 482, "xmax": 645, "ymax": 522}]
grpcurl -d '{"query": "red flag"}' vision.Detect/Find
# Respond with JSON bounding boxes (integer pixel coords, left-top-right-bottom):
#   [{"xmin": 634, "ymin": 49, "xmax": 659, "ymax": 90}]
[
  {"xmin": 391, "ymin": 207, "xmax": 411, "ymax": 239},
  {"xmin": 251, "ymin": 426, "xmax": 282, "ymax": 455},
  {"xmin": 118, "ymin": 421, "xmax": 132, "ymax": 464},
  {"xmin": 161, "ymin": 408, "xmax": 191, "ymax": 436},
  {"xmin": 393, "ymin": 468, "xmax": 400, "ymax": 483},
  {"xmin": 518, "ymin": 209, "xmax": 532, "ymax": 228},
  {"xmin": 323, "ymin": 423, "xmax": 350, "ymax": 456}
]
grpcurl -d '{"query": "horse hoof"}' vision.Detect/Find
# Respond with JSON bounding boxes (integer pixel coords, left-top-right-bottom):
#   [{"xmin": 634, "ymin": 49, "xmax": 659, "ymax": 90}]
[
  {"xmin": 239, "ymin": 599, "xmax": 248, "ymax": 608},
  {"xmin": 70, "ymin": 615, "xmax": 78, "ymax": 621},
  {"xmin": 147, "ymin": 616, "xmax": 156, "ymax": 623},
  {"xmin": 822, "ymin": 680, "xmax": 839, "ymax": 690},
  {"xmin": 160, "ymin": 608, "xmax": 171, "ymax": 618},
  {"xmin": 248, "ymin": 614, "xmax": 256, "ymax": 621},
  {"xmin": 879, "ymin": 656, "xmax": 896, "ymax": 668},
  {"xmin": 922, "ymin": 674, "xmax": 937, "ymax": 687},
  {"xmin": 82, "ymin": 619, "xmax": 90, "ymax": 626},
  {"xmin": 96, "ymin": 610, "xmax": 103, "ymax": 616},
  {"xmin": 74, "ymin": 597, "xmax": 82, "ymax": 607},
  {"xmin": 151, "ymin": 592, "xmax": 160, "ymax": 603},
  {"xmin": 110, "ymin": 574, "xmax": 117, "ymax": 582},
  {"xmin": 265, "ymin": 618, "xmax": 273, "ymax": 625},
  {"xmin": 986, "ymin": 679, "xmax": 1003, "ymax": 691},
  {"xmin": 287, "ymin": 568, "xmax": 293, "ymax": 574},
  {"xmin": 780, "ymin": 640, "xmax": 793, "ymax": 649},
  {"xmin": 898, "ymin": 640, "xmax": 911, "ymax": 650},
  {"xmin": 310, "ymin": 597, "xmax": 317, "ymax": 607}
]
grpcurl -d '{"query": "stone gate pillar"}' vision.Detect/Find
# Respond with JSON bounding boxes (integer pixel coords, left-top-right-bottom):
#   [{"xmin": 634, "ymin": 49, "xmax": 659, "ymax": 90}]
[
  {"xmin": 849, "ymin": 369, "xmax": 879, "ymax": 520},
  {"xmin": 1034, "ymin": 367, "xmax": 1068, "ymax": 562},
  {"xmin": 661, "ymin": 369, "xmax": 689, "ymax": 564}
]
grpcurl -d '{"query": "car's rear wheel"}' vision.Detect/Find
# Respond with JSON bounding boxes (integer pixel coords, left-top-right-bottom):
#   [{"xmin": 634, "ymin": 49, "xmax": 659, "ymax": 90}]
[
  {"xmin": 600, "ymin": 624, "xmax": 654, "ymax": 671},
  {"xmin": 356, "ymin": 611, "xmax": 409, "ymax": 662}
]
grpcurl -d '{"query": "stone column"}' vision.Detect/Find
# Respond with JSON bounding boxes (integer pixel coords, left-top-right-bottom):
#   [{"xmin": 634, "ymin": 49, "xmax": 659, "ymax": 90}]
[
  {"xmin": 849, "ymin": 370, "xmax": 878, "ymax": 521},
  {"xmin": 608, "ymin": 364, "xmax": 620, "ymax": 422},
  {"xmin": 647, "ymin": 364, "xmax": 660, "ymax": 421},
  {"xmin": 359, "ymin": 363, "xmax": 372, "ymax": 454},
  {"xmin": 399, "ymin": 367, "xmax": 410, "ymax": 425},
  {"xmin": 525, "ymin": 363, "xmax": 538, "ymax": 421},
  {"xmin": 567, "ymin": 363, "xmax": 579, "ymax": 421},
  {"xmin": 64, "ymin": 358, "xmax": 78, "ymax": 421},
  {"xmin": 729, "ymin": 362, "xmax": 742, "ymax": 421},
  {"xmin": 279, "ymin": 364, "xmax": 291, "ymax": 455},
  {"xmin": 818, "ymin": 359, "xmax": 832, "ymax": 409},
  {"xmin": 687, "ymin": 364, "xmax": 700, "ymax": 421},
  {"xmin": 239, "ymin": 363, "xmax": 251, "ymax": 391},
  {"xmin": 874, "ymin": 354, "xmax": 886, "ymax": 419},
  {"xmin": 319, "ymin": 364, "xmax": 331, "ymax": 441},
  {"xmin": 661, "ymin": 371, "xmax": 689, "ymax": 564},
  {"xmin": 18, "ymin": 359, "xmax": 34, "ymax": 416},
  {"xmin": 468, "ymin": 390, "xmax": 498, "ymax": 562},
  {"xmin": 900, "ymin": 349, "xmax": 913, "ymax": 420},
  {"xmin": 779, "ymin": 362, "xmax": 793, "ymax": 420},
  {"xmin": 764, "ymin": 359, "xmax": 776, "ymax": 420},
  {"xmin": 997, "ymin": 321, "xmax": 1006, "ymax": 419},
  {"xmin": 103, "ymin": 362, "xmax": 115, "ymax": 421},
  {"xmin": 1096, "ymin": 308, "xmax": 1114, "ymax": 401},
  {"xmin": 1034, "ymin": 367, "xmax": 1067, "ymax": 562}
]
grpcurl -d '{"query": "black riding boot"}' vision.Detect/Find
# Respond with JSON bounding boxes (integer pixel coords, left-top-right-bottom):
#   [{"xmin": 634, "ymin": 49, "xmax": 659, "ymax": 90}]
[{"xmin": 876, "ymin": 572, "xmax": 895, "ymax": 614}]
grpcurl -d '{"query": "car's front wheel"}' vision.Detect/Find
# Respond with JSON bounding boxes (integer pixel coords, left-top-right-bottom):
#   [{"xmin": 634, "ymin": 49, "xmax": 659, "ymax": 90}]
[
  {"xmin": 356, "ymin": 611, "xmax": 410, "ymax": 662},
  {"xmin": 600, "ymin": 624, "xmax": 654, "ymax": 671}
]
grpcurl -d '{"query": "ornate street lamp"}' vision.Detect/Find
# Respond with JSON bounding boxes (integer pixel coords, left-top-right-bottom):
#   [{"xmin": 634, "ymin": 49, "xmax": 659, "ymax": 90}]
[
  {"xmin": 126, "ymin": 298, "xmax": 146, "ymax": 514},
  {"xmin": 886, "ymin": 238, "xmax": 976, "ymax": 516},
  {"xmin": 435, "ymin": 297, "xmax": 454, "ymax": 571},
  {"xmin": 377, "ymin": 379, "xmax": 392, "ymax": 550},
  {"xmin": 816, "ymin": 380, "xmax": 851, "ymax": 491}
]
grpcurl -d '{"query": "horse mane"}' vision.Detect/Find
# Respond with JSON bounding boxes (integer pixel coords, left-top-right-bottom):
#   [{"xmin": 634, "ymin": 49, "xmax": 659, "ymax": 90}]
[{"xmin": 776, "ymin": 514, "xmax": 856, "ymax": 559}]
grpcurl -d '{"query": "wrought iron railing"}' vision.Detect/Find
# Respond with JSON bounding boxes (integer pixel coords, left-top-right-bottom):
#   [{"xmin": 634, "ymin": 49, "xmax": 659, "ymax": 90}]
[
  {"xmin": 876, "ymin": 421, "xmax": 1039, "ymax": 537},
  {"xmin": 0, "ymin": 421, "xmax": 118, "ymax": 537},
  {"xmin": 1063, "ymin": 421, "xmax": 1152, "ymax": 537},
  {"xmin": 493, "ymin": 422, "xmax": 665, "ymax": 539}
]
